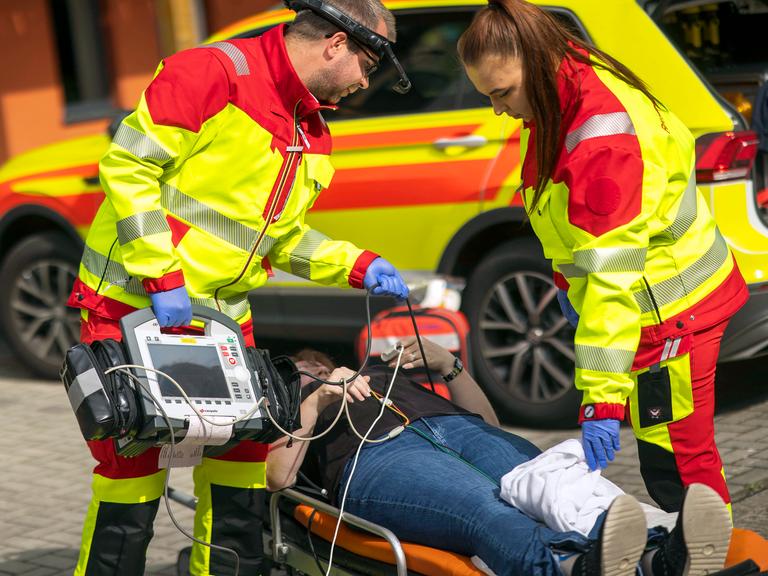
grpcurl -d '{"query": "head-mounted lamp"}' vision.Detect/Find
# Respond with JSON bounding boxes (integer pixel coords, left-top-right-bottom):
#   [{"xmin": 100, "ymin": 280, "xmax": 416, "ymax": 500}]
[{"xmin": 284, "ymin": 0, "xmax": 412, "ymax": 94}]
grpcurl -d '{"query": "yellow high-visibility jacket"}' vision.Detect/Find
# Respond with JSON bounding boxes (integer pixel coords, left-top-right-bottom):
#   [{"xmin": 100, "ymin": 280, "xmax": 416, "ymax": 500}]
[
  {"xmin": 520, "ymin": 52, "xmax": 748, "ymax": 422},
  {"xmin": 69, "ymin": 25, "xmax": 377, "ymax": 325}
]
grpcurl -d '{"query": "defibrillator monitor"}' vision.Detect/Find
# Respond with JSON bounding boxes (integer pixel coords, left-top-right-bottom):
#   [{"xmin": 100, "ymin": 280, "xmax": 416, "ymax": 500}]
[{"xmin": 119, "ymin": 306, "xmax": 266, "ymax": 448}]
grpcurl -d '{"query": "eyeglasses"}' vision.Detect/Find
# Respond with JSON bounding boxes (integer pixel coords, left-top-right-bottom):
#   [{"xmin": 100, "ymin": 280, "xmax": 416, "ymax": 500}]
[
  {"xmin": 324, "ymin": 33, "xmax": 380, "ymax": 78},
  {"xmin": 350, "ymin": 38, "xmax": 379, "ymax": 78}
]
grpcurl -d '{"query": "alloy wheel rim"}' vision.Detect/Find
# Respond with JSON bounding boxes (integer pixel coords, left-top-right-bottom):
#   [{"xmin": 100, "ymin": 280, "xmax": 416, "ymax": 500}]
[
  {"xmin": 478, "ymin": 270, "xmax": 575, "ymax": 403},
  {"xmin": 10, "ymin": 258, "xmax": 80, "ymax": 367}
]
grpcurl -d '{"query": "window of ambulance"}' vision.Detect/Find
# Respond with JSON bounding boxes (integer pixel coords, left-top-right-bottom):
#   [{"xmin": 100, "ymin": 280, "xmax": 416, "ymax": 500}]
[
  {"xmin": 307, "ymin": 7, "xmax": 587, "ymax": 284},
  {"xmin": 308, "ymin": 8, "xmax": 508, "ymax": 283}
]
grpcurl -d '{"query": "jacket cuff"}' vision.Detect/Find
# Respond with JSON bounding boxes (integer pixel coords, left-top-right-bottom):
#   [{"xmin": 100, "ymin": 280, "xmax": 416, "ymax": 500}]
[
  {"xmin": 348, "ymin": 250, "xmax": 379, "ymax": 289},
  {"xmin": 142, "ymin": 269, "xmax": 185, "ymax": 294},
  {"xmin": 578, "ymin": 402, "xmax": 626, "ymax": 424},
  {"xmin": 553, "ymin": 271, "xmax": 570, "ymax": 291}
]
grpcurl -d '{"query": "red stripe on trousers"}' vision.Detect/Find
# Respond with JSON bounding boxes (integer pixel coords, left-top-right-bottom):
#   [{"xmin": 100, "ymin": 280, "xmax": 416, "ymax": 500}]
[
  {"xmin": 81, "ymin": 312, "xmax": 266, "ymax": 480},
  {"xmin": 629, "ymin": 318, "xmax": 732, "ymax": 505},
  {"xmin": 667, "ymin": 318, "xmax": 731, "ymax": 504}
]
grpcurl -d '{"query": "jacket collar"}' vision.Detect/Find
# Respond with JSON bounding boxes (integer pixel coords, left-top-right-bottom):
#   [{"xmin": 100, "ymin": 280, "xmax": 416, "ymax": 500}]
[
  {"xmin": 556, "ymin": 46, "xmax": 591, "ymax": 128},
  {"xmin": 522, "ymin": 50, "xmax": 584, "ymax": 134},
  {"xmin": 260, "ymin": 24, "xmax": 337, "ymax": 119}
]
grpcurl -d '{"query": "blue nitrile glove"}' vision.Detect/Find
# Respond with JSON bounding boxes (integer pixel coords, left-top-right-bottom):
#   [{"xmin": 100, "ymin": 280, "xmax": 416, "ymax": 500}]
[
  {"xmin": 557, "ymin": 289, "xmax": 579, "ymax": 328},
  {"xmin": 363, "ymin": 257, "xmax": 409, "ymax": 299},
  {"xmin": 149, "ymin": 286, "xmax": 193, "ymax": 327},
  {"xmin": 582, "ymin": 419, "xmax": 621, "ymax": 471}
]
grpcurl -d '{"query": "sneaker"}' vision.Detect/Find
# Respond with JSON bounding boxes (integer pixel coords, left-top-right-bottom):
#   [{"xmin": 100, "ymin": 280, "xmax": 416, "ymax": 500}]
[
  {"xmin": 650, "ymin": 483, "xmax": 732, "ymax": 576},
  {"xmin": 572, "ymin": 494, "xmax": 647, "ymax": 576}
]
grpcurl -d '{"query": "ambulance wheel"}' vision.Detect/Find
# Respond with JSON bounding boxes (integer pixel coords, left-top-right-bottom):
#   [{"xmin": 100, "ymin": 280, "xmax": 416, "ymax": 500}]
[
  {"xmin": 463, "ymin": 238, "xmax": 580, "ymax": 427},
  {"xmin": 0, "ymin": 232, "xmax": 81, "ymax": 379}
]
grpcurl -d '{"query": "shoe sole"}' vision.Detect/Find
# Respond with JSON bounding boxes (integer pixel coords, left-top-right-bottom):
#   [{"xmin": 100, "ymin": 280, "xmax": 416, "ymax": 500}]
[
  {"xmin": 681, "ymin": 483, "xmax": 733, "ymax": 576},
  {"xmin": 600, "ymin": 495, "xmax": 647, "ymax": 576}
]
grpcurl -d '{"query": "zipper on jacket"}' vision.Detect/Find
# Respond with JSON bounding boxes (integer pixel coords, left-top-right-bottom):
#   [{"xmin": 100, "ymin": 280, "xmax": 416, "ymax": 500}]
[{"xmin": 642, "ymin": 276, "xmax": 664, "ymax": 324}]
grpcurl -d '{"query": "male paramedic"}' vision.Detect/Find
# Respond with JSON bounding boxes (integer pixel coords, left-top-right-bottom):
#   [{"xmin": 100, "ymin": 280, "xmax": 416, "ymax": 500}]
[{"xmin": 67, "ymin": 1, "xmax": 410, "ymax": 574}]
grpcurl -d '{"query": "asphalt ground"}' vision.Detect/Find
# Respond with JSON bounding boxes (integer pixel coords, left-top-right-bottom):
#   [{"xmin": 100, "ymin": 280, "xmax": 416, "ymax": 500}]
[{"xmin": 0, "ymin": 343, "xmax": 766, "ymax": 576}]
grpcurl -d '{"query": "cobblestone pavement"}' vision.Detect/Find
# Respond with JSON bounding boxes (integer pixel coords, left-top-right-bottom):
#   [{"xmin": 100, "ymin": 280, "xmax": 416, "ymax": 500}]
[{"xmin": 1, "ymin": 355, "xmax": 766, "ymax": 575}]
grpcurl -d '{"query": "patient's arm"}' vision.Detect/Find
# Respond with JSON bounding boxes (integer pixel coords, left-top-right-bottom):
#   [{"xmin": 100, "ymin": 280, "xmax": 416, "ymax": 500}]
[
  {"xmin": 266, "ymin": 368, "xmax": 371, "ymax": 491},
  {"xmin": 386, "ymin": 336, "xmax": 500, "ymax": 427}
]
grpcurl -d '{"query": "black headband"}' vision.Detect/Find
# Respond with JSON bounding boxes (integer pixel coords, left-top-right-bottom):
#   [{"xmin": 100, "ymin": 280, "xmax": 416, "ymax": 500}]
[{"xmin": 284, "ymin": 0, "xmax": 411, "ymax": 94}]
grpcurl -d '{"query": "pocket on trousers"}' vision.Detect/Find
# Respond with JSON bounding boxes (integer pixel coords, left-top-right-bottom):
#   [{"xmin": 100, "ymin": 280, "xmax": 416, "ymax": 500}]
[{"xmin": 637, "ymin": 367, "xmax": 674, "ymax": 428}]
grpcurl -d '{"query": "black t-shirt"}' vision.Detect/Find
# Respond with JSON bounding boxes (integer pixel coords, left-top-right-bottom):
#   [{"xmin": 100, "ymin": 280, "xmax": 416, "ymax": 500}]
[{"xmin": 300, "ymin": 366, "xmax": 471, "ymax": 500}]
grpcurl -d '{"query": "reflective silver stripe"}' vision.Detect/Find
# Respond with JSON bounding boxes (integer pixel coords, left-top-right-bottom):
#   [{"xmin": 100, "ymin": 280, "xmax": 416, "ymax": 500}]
[
  {"xmin": 660, "ymin": 339, "xmax": 673, "ymax": 362},
  {"xmin": 565, "ymin": 112, "xmax": 636, "ymax": 153},
  {"xmin": 289, "ymin": 229, "xmax": 329, "ymax": 279},
  {"xmin": 208, "ymin": 41, "xmax": 250, "ymax": 76},
  {"xmin": 81, "ymin": 245, "xmax": 145, "ymax": 296},
  {"xmin": 669, "ymin": 337, "xmax": 682, "ymax": 358},
  {"xmin": 117, "ymin": 209, "xmax": 170, "ymax": 245},
  {"xmin": 558, "ymin": 263, "xmax": 585, "ymax": 279},
  {"xmin": 660, "ymin": 337, "xmax": 682, "ymax": 363},
  {"xmin": 573, "ymin": 247, "xmax": 647, "ymax": 274},
  {"xmin": 160, "ymin": 183, "xmax": 274, "ymax": 255},
  {"xmin": 190, "ymin": 295, "xmax": 250, "ymax": 319},
  {"xmin": 658, "ymin": 173, "xmax": 698, "ymax": 242},
  {"xmin": 634, "ymin": 230, "xmax": 729, "ymax": 313},
  {"xmin": 112, "ymin": 123, "xmax": 172, "ymax": 164},
  {"xmin": 575, "ymin": 344, "xmax": 635, "ymax": 374},
  {"xmin": 68, "ymin": 368, "xmax": 104, "ymax": 412},
  {"xmin": 82, "ymin": 246, "xmax": 251, "ymax": 318}
]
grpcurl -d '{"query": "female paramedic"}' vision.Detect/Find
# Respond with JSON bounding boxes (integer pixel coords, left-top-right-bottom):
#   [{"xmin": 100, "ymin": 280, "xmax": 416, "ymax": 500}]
[
  {"xmin": 456, "ymin": 0, "xmax": 748, "ymax": 514},
  {"xmin": 266, "ymin": 338, "xmax": 732, "ymax": 576}
]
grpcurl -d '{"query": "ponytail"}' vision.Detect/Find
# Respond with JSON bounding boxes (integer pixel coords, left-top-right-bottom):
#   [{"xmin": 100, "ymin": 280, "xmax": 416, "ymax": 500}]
[{"xmin": 458, "ymin": 0, "xmax": 662, "ymax": 213}]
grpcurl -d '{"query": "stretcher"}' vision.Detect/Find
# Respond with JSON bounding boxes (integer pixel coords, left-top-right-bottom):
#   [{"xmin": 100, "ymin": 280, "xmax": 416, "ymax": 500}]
[
  {"xmin": 169, "ymin": 485, "xmax": 485, "ymax": 575},
  {"xmin": 168, "ymin": 486, "xmax": 768, "ymax": 576},
  {"xmin": 268, "ymin": 487, "xmax": 485, "ymax": 576}
]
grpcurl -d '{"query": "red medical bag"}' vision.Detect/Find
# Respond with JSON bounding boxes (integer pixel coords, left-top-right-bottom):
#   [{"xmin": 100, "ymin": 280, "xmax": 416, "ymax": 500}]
[{"xmin": 356, "ymin": 306, "xmax": 471, "ymax": 400}]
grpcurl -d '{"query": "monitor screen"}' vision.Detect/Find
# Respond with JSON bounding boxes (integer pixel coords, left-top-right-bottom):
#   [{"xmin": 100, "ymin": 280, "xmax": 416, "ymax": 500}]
[{"xmin": 147, "ymin": 343, "xmax": 231, "ymax": 399}]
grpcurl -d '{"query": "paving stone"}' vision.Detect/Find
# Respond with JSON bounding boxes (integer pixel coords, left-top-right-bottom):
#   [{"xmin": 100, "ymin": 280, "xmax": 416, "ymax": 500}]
[
  {"xmin": 730, "ymin": 467, "xmax": 768, "ymax": 487},
  {"xmin": 0, "ymin": 560, "xmax": 37, "ymax": 574},
  {"xmin": 21, "ymin": 555, "xmax": 73, "ymax": 571},
  {"xmin": 12, "ymin": 567, "xmax": 60, "ymax": 576}
]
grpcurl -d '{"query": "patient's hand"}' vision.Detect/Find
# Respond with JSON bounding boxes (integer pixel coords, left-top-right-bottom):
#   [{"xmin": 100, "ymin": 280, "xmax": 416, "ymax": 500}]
[
  {"xmin": 314, "ymin": 367, "xmax": 371, "ymax": 410},
  {"xmin": 386, "ymin": 336, "xmax": 454, "ymax": 374}
]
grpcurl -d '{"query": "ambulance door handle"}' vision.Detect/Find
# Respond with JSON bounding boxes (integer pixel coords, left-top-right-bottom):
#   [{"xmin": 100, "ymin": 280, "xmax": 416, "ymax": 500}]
[{"xmin": 432, "ymin": 135, "xmax": 488, "ymax": 150}]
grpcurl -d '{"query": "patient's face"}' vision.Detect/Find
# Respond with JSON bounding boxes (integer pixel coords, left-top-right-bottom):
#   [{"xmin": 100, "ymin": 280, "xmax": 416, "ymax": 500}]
[{"xmin": 294, "ymin": 360, "xmax": 333, "ymax": 387}]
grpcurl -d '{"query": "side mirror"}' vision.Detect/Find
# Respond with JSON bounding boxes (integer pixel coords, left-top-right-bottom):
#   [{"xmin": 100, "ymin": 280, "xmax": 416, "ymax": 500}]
[{"xmin": 107, "ymin": 109, "xmax": 133, "ymax": 140}]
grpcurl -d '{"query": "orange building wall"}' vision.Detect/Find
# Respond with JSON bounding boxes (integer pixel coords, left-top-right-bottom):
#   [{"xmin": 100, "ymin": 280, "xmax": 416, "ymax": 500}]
[
  {"xmin": 204, "ymin": 0, "xmax": 276, "ymax": 35},
  {"xmin": 0, "ymin": 0, "xmax": 106, "ymax": 164},
  {"xmin": 103, "ymin": 0, "xmax": 162, "ymax": 111},
  {"xmin": 0, "ymin": 0, "xmax": 277, "ymax": 164}
]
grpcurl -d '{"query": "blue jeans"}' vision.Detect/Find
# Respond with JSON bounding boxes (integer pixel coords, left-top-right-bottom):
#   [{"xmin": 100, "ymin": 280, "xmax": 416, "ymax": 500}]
[{"xmin": 339, "ymin": 415, "xmax": 592, "ymax": 576}]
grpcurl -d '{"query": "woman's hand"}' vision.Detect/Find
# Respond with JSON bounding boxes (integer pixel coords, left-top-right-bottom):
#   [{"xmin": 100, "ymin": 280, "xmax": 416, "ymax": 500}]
[
  {"xmin": 386, "ymin": 336, "xmax": 455, "ymax": 375},
  {"xmin": 313, "ymin": 367, "xmax": 371, "ymax": 411}
]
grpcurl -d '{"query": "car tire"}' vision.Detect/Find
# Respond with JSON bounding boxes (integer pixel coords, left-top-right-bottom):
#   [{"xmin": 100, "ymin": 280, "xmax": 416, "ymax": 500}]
[
  {"xmin": 0, "ymin": 232, "xmax": 82, "ymax": 379},
  {"xmin": 462, "ymin": 237, "xmax": 580, "ymax": 427}
]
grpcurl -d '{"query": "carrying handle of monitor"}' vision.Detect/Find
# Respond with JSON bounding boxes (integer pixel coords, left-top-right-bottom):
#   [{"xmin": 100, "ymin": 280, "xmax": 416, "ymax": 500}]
[
  {"xmin": 284, "ymin": 0, "xmax": 411, "ymax": 94},
  {"xmin": 119, "ymin": 305, "xmax": 245, "ymax": 340}
]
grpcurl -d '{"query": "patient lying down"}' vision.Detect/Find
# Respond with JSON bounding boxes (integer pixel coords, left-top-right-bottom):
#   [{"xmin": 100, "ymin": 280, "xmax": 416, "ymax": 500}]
[{"xmin": 266, "ymin": 338, "xmax": 732, "ymax": 576}]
